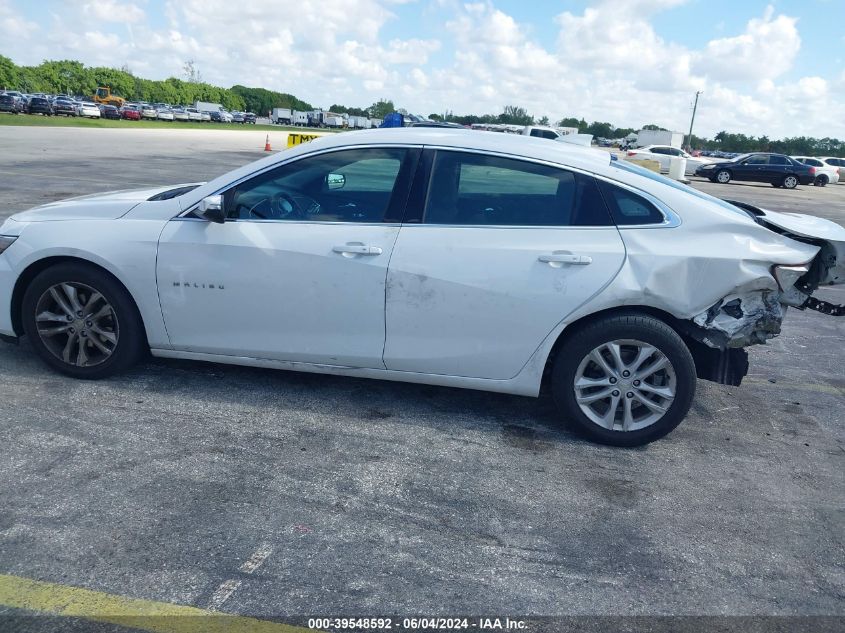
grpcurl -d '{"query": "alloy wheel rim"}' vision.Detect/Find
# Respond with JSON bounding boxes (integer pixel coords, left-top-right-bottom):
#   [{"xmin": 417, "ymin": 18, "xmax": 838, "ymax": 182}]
[
  {"xmin": 785, "ymin": 176, "xmax": 797, "ymax": 188},
  {"xmin": 717, "ymin": 171, "xmax": 730, "ymax": 183},
  {"xmin": 35, "ymin": 282, "xmax": 119, "ymax": 367},
  {"xmin": 573, "ymin": 339, "xmax": 676, "ymax": 432}
]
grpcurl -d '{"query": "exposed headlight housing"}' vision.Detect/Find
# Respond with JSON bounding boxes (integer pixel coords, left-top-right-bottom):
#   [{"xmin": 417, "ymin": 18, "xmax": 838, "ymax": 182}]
[{"xmin": 0, "ymin": 235, "xmax": 18, "ymax": 255}]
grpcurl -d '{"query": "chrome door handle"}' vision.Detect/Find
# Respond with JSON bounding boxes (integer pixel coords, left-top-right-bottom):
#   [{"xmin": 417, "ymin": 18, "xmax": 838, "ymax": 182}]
[
  {"xmin": 332, "ymin": 244, "xmax": 383, "ymax": 256},
  {"xmin": 538, "ymin": 253, "xmax": 593, "ymax": 265}
]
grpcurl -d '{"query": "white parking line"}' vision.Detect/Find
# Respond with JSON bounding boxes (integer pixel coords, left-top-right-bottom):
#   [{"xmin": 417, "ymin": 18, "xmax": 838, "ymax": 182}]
[
  {"xmin": 239, "ymin": 543, "xmax": 274, "ymax": 574},
  {"xmin": 207, "ymin": 578, "xmax": 242, "ymax": 612}
]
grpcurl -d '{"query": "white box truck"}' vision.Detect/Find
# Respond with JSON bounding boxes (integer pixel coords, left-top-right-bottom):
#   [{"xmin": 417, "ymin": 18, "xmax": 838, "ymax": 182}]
[
  {"xmin": 635, "ymin": 129, "xmax": 685, "ymax": 149},
  {"xmin": 194, "ymin": 101, "xmax": 223, "ymax": 112},
  {"xmin": 271, "ymin": 108, "xmax": 292, "ymax": 125},
  {"xmin": 291, "ymin": 110, "xmax": 309, "ymax": 126}
]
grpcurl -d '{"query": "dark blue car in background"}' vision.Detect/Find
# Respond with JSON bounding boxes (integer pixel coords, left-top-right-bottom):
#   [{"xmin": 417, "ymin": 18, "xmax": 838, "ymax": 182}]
[{"xmin": 695, "ymin": 152, "xmax": 814, "ymax": 189}]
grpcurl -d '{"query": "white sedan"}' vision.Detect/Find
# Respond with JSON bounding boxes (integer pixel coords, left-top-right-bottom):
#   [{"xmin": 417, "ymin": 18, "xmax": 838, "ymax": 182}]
[
  {"xmin": 625, "ymin": 145, "xmax": 714, "ymax": 176},
  {"xmin": 77, "ymin": 102, "xmax": 101, "ymax": 118},
  {"xmin": 792, "ymin": 156, "xmax": 840, "ymax": 186},
  {"xmin": 0, "ymin": 129, "xmax": 843, "ymax": 446}
]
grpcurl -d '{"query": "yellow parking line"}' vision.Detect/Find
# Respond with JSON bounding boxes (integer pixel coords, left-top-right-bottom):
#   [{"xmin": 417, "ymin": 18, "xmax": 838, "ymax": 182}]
[
  {"xmin": 744, "ymin": 376, "xmax": 845, "ymax": 397},
  {"xmin": 0, "ymin": 573, "xmax": 313, "ymax": 633}
]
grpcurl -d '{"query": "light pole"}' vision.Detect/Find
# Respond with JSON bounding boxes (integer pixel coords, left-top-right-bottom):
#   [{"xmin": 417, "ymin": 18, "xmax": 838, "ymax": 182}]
[{"xmin": 686, "ymin": 91, "xmax": 702, "ymax": 151}]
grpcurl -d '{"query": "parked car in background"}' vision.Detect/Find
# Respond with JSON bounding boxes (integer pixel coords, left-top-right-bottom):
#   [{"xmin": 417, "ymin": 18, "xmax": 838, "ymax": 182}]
[
  {"xmin": 818, "ymin": 157, "xmax": 845, "ymax": 183},
  {"xmin": 0, "ymin": 93, "xmax": 27, "ymax": 114},
  {"xmin": 626, "ymin": 145, "xmax": 714, "ymax": 176},
  {"xmin": 209, "ymin": 111, "xmax": 223, "ymax": 122},
  {"xmin": 244, "ymin": 112, "xmax": 256, "ymax": 124},
  {"xmin": 77, "ymin": 102, "xmax": 101, "ymax": 118},
  {"xmin": 26, "ymin": 96, "xmax": 53, "ymax": 116},
  {"xmin": 171, "ymin": 108, "xmax": 189, "ymax": 122},
  {"xmin": 100, "ymin": 104, "xmax": 121, "ymax": 120},
  {"xmin": 792, "ymin": 156, "xmax": 840, "ymax": 187},
  {"xmin": 156, "ymin": 108, "xmax": 175, "ymax": 122},
  {"xmin": 52, "ymin": 97, "xmax": 78, "ymax": 117},
  {"xmin": 120, "ymin": 105, "xmax": 141, "ymax": 120},
  {"xmin": 695, "ymin": 153, "xmax": 814, "ymax": 189},
  {"xmin": 232, "ymin": 111, "xmax": 245, "ymax": 123},
  {"xmin": 200, "ymin": 111, "xmax": 211, "ymax": 122},
  {"xmin": 140, "ymin": 104, "xmax": 157, "ymax": 120},
  {"xmin": 185, "ymin": 107, "xmax": 203, "ymax": 122}
]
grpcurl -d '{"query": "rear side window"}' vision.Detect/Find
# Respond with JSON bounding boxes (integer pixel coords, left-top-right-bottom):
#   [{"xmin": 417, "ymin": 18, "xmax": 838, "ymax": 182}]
[
  {"xmin": 597, "ymin": 180, "xmax": 665, "ymax": 225},
  {"xmin": 530, "ymin": 129, "xmax": 558, "ymax": 140},
  {"xmin": 770, "ymin": 155, "xmax": 789, "ymax": 165},
  {"xmin": 423, "ymin": 151, "xmax": 613, "ymax": 227}
]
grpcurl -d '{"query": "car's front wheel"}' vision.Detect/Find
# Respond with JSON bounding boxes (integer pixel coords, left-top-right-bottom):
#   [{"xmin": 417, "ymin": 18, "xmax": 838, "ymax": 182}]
[
  {"xmin": 22, "ymin": 262, "xmax": 146, "ymax": 379},
  {"xmin": 551, "ymin": 314, "xmax": 696, "ymax": 446}
]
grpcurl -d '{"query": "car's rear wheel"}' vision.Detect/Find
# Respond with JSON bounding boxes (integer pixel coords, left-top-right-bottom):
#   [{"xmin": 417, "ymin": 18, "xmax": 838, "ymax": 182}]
[
  {"xmin": 783, "ymin": 175, "xmax": 799, "ymax": 189},
  {"xmin": 715, "ymin": 169, "xmax": 731, "ymax": 184},
  {"xmin": 814, "ymin": 175, "xmax": 828, "ymax": 187},
  {"xmin": 551, "ymin": 314, "xmax": 696, "ymax": 446},
  {"xmin": 22, "ymin": 263, "xmax": 145, "ymax": 379}
]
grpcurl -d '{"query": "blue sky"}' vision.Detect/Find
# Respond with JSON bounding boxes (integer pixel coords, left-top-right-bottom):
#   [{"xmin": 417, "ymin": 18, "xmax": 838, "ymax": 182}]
[{"xmin": 2, "ymin": 0, "xmax": 844, "ymax": 138}]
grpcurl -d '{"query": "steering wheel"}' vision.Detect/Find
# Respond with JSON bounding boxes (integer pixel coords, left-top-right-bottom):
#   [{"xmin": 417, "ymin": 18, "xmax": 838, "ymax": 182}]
[{"xmin": 236, "ymin": 191, "xmax": 321, "ymax": 220}]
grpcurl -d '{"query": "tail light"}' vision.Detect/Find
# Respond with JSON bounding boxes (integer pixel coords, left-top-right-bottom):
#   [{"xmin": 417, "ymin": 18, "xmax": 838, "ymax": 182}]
[
  {"xmin": 809, "ymin": 166, "xmax": 816, "ymax": 175},
  {"xmin": 627, "ymin": 151, "xmax": 636, "ymax": 156}
]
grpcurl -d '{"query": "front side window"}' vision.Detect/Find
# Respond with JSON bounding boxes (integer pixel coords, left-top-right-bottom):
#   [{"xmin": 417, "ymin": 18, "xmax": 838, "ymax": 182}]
[
  {"xmin": 423, "ymin": 151, "xmax": 612, "ymax": 227},
  {"xmin": 223, "ymin": 148, "xmax": 407, "ymax": 222},
  {"xmin": 744, "ymin": 155, "xmax": 769, "ymax": 165}
]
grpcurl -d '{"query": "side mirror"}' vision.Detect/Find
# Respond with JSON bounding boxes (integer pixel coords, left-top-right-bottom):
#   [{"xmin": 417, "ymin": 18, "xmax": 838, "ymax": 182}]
[
  {"xmin": 326, "ymin": 173, "xmax": 346, "ymax": 190},
  {"xmin": 196, "ymin": 195, "xmax": 225, "ymax": 224}
]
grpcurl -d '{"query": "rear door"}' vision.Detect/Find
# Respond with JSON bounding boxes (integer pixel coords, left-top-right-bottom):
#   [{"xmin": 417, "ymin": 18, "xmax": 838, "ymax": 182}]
[{"xmin": 383, "ymin": 149, "xmax": 626, "ymax": 380}]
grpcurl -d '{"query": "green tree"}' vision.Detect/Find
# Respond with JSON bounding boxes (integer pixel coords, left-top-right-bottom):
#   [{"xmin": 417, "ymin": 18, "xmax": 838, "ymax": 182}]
[
  {"xmin": 368, "ymin": 99, "xmax": 395, "ymax": 119},
  {"xmin": 0, "ymin": 55, "xmax": 19, "ymax": 91},
  {"xmin": 537, "ymin": 115, "xmax": 549, "ymax": 126},
  {"xmin": 585, "ymin": 121, "xmax": 614, "ymax": 138},
  {"xmin": 558, "ymin": 117, "xmax": 587, "ymax": 131},
  {"xmin": 499, "ymin": 105, "xmax": 532, "ymax": 125}
]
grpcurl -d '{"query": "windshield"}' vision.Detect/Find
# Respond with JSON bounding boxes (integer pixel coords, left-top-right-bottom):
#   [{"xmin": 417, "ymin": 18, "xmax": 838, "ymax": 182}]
[{"xmin": 610, "ymin": 159, "xmax": 752, "ymax": 219}]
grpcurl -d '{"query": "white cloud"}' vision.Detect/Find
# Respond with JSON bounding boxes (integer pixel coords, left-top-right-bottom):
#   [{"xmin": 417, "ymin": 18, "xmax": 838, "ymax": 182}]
[
  {"xmin": 1, "ymin": 0, "xmax": 842, "ymax": 139},
  {"xmin": 82, "ymin": 0, "xmax": 145, "ymax": 24},
  {"xmin": 692, "ymin": 5, "xmax": 800, "ymax": 81},
  {"xmin": 0, "ymin": 0, "xmax": 38, "ymax": 38}
]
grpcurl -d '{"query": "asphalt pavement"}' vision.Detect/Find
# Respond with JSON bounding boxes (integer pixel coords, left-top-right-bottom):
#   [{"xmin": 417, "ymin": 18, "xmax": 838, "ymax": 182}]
[{"xmin": 0, "ymin": 127, "xmax": 843, "ymax": 627}]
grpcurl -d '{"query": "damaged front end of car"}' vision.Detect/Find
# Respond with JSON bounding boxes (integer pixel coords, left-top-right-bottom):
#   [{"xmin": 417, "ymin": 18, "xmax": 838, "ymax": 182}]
[{"xmin": 678, "ymin": 201, "xmax": 845, "ymax": 387}]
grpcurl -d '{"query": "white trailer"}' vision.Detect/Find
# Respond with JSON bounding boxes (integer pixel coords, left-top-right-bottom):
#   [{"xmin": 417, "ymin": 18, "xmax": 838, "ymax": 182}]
[
  {"xmin": 194, "ymin": 101, "xmax": 223, "ymax": 112},
  {"xmin": 325, "ymin": 115, "xmax": 344, "ymax": 128},
  {"xmin": 291, "ymin": 110, "xmax": 309, "ymax": 126},
  {"xmin": 635, "ymin": 129, "xmax": 685, "ymax": 149},
  {"xmin": 271, "ymin": 108, "xmax": 292, "ymax": 125},
  {"xmin": 369, "ymin": 118, "xmax": 382, "ymax": 128}
]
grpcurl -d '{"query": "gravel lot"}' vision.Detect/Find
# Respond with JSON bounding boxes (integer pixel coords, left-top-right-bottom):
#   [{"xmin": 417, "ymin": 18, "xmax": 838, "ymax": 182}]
[{"xmin": 0, "ymin": 127, "xmax": 843, "ymax": 626}]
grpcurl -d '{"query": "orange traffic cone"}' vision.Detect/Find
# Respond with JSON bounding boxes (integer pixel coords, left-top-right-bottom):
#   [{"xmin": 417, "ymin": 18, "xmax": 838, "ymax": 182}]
[{"xmin": 264, "ymin": 135, "xmax": 272, "ymax": 151}]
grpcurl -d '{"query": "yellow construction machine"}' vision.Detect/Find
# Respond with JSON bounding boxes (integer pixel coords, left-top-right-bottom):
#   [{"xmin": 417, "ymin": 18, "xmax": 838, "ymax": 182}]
[{"xmin": 93, "ymin": 86, "xmax": 125, "ymax": 108}]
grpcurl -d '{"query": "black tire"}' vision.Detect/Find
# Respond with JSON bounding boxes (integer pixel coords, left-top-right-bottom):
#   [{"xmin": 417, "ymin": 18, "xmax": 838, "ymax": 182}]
[
  {"xmin": 814, "ymin": 175, "xmax": 828, "ymax": 187},
  {"xmin": 21, "ymin": 262, "xmax": 146, "ymax": 379},
  {"xmin": 551, "ymin": 313, "xmax": 696, "ymax": 447},
  {"xmin": 782, "ymin": 175, "xmax": 799, "ymax": 189},
  {"xmin": 715, "ymin": 169, "xmax": 731, "ymax": 184}
]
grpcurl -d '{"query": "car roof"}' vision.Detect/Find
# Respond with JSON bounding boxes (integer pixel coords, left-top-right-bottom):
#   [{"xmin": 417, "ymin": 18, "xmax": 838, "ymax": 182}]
[{"xmin": 301, "ymin": 128, "xmax": 612, "ymax": 171}]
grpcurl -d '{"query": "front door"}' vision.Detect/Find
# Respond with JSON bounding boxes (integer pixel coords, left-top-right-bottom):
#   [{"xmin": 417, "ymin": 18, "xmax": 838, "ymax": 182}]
[
  {"xmin": 383, "ymin": 150, "xmax": 626, "ymax": 380},
  {"xmin": 157, "ymin": 147, "xmax": 415, "ymax": 368}
]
